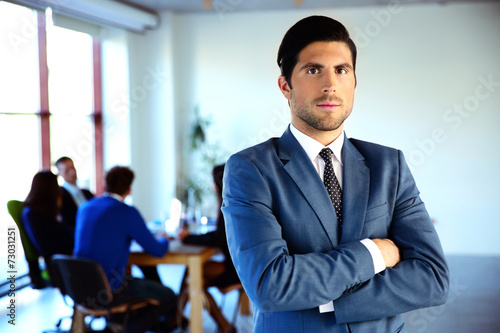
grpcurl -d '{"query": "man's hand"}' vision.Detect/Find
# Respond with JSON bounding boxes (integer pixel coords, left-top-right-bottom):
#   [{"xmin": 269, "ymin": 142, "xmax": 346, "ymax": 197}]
[
  {"xmin": 372, "ymin": 238, "xmax": 401, "ymax": 268},
  {"xmin": 177, "ymin": 225, "xmax": 190, "ymax": 242}
]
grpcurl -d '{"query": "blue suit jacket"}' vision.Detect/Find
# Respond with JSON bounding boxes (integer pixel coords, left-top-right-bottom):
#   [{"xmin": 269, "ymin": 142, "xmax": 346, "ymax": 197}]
[{"xmin": 222, "ymin": 127, "xmax": 449, "ymax": 333}]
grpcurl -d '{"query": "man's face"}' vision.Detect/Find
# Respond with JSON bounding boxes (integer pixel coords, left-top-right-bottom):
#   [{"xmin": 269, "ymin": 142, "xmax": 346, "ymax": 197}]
[
  {"xmin": 279, "ymin": 41, "xmax": 356, "ymax": 144},
  {"xmin": 57, "ymin": 160, "xmax": 77, "ymax": 185}
]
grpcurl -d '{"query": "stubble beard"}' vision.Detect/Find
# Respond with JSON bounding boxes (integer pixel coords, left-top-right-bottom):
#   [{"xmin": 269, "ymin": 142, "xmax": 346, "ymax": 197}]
[{"xmin": 291, "ymin": 94, "xmax": 352, "ymax": 132}]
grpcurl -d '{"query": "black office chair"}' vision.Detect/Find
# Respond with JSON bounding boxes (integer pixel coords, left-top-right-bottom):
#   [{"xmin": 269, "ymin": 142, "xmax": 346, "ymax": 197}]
[{"xmin": 51, "ymin": 254, "xmax": 160, "ymax": 332}]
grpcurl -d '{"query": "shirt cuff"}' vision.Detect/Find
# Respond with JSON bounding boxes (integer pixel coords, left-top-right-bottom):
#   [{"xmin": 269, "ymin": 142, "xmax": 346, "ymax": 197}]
[
  {"xmin": 360, "ymin": 238, "xmax": 385, "ymax": 274},
  {"xmin": 319, "ymin": 301, "xmax": 334, "ymax": 313},
  {"xmin": 318, "ymin": 240, "xmax": 383, "ymax": 313}
]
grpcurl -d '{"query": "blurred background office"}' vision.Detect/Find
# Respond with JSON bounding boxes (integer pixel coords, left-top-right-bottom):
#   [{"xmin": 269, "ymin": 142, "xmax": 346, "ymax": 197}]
[{"xmin": 1, "ymin": 0, "xmax": 499, "ymax": 332}]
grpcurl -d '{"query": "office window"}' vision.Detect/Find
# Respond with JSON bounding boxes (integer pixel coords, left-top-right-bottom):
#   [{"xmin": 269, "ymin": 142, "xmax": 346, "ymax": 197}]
[
  {"xmin": 0, "ymin": 2, "xmax": 40, "ymax": 114},
  {"xmin": 0, "ymin": 2, "xmax": 103, "ymax": 278},
  {"xmin": 0, "ymin": 2, "xmax": 42, "ymax": 215},
  {"xmin": 47, "ymin": 23, "xmax": 97, "ymax": 190},
  {"xmin": 47, "ymin": 24, "xmax": 94, "ymax": 116}
]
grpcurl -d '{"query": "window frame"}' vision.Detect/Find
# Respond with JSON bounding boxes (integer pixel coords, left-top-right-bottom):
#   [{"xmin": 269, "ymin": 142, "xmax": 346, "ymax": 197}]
[{"xmin": 34, "ymin": 10, "xmax": 104, "ymax": 193}]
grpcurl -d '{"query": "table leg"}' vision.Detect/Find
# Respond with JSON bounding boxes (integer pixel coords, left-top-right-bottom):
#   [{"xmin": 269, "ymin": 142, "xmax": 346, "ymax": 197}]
[
  {"xmin": 240, "ymin": 290, "xmax": 251, "ymax": 315},
  {"xmin": 70, "ymin": 307, "xmax": 86, "ymax": 333},
  {"xmin": 188, "ymin": 256, "xmax": 203, "ymax": 333}
]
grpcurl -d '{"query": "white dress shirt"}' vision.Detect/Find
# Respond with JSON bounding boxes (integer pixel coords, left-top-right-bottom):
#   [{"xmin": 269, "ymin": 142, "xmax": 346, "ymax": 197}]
[
  {"xmin": 289, "ymin": 124, "xmax": 385, "ymax": 312},
  {"xmin": 62, "ymin": 182, "xmax": 88, "ymax": 207}
]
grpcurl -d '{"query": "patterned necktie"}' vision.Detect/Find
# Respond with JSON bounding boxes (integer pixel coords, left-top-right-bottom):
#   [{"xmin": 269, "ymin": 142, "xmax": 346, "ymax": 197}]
[{"xmin": 319, "ymin": 148, "xmax": 343, "ymax": 229}]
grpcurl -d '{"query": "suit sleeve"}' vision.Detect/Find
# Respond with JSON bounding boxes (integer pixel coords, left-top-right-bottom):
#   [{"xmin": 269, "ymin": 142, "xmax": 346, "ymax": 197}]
[
  {"xmin": 222, "ymin": 153, "xmax": 377, "ymax": 312},
  {"xmin": 83, "ymin": 189, "xmax": 94, "ymax": 200},
  {"xmin": 333, "ymin": 150, "xmax": 449, "ymax": 323}
]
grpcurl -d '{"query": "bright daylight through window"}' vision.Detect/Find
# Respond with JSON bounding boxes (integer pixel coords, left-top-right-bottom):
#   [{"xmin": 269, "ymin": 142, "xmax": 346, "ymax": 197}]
[{"xmin": 0, "ymin": 1, "xmax": 100, "ymax": 278}]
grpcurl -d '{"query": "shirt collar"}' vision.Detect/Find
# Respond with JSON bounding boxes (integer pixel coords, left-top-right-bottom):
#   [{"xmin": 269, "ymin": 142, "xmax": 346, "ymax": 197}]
[
  {"xmin": 290, "ymin": 123, "xmax": 344, "ymax": 165},
  {"xmin": 105, "ymin": 192, "xmax": 124, "ymax": 202}
]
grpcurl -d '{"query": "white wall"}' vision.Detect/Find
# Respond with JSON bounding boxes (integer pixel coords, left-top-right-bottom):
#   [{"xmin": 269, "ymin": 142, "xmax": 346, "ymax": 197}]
[
  {"xmin": 101, "ymin": 27, "xmax": 132, "ymax": 170},
  {"xmin": 167, "ymin": 2, "xmax": 500, "ymax": 255},
  {"xmin": 124, "ymin": 12, "xmax": 177, "ymax": 222}
]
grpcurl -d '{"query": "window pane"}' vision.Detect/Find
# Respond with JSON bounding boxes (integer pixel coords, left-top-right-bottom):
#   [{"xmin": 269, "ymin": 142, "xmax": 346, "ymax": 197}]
[
  {"xmin": 46, "ymin": 23, "xmax": 93, "ymax": 116},
  {"xmin": 0, "ymin": 114, "xmax": 41, "ymax": 278},
  {"xmin": 0, "ymin": 115, "xmax": 41, "ymax": 196},
  {"xmin": 50, "ymin": 115, "xmax": 95, "ymax": 192},
  {"xmin": 0, "ymin": 2, "xmax": 40, "ymax": 114}
]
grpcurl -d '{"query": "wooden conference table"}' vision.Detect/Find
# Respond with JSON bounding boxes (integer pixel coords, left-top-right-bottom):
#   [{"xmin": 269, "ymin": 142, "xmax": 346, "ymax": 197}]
[{"xmin": 129, "ymin": 240, "xmax": 219, "ymax": 333}]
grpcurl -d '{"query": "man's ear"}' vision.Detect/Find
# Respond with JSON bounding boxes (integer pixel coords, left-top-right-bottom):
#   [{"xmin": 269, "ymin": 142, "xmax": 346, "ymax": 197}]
[{"xmin": 278, "ymin": 75, "xmax": 291, "ymax": 100}]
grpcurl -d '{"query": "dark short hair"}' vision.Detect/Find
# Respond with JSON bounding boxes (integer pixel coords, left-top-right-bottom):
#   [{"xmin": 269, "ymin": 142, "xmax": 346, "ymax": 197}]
[
  {"xmin": 277, "ymin": 15, "xmax": 357, "ymax": 88},
  {"xmin": 105, "ymin": 166, "xmax": 134, "ymax": 196},
  {"xmin": 55, "ymin": 156, "xmax": 72, "ymax": 168}
]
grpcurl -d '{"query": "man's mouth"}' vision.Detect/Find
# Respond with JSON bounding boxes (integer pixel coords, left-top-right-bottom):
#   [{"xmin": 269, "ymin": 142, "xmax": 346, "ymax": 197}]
[
  {"xmin": 317, "ymin": 102, "xmax": 340, "ymax": 110},
  {"xmin": 315, "ymin": 95, "xmax": 342, "ymax": 109}
]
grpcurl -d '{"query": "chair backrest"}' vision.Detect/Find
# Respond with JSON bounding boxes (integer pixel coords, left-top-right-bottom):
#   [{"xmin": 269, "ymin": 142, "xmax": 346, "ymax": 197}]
[
  {"xmin": 7, "ymin": 200, "xmax": 40, "ymax": 261},
  {"xmin": 51, "ymin": 254, "xmax": 114, "ymax": 311}
]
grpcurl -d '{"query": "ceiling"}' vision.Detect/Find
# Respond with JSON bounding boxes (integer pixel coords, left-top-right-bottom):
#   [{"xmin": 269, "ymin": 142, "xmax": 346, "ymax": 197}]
[{"xmin": 117, "ymin": 0, "xmax": 498, "ymax": 13}]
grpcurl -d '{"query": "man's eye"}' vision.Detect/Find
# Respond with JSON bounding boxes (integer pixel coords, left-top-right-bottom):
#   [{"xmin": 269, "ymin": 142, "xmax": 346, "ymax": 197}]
[
  {"xmin": 336, "ymin": 68, "xmax": 348, "ymax": 74},
  {"xmin": 306, "ymin": 68, "xmax": 320, "ymax": 74}
]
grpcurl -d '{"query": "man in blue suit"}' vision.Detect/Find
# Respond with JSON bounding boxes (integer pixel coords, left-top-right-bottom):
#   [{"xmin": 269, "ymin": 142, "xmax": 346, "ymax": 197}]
[{"xmin": 222, "ymin": 16, "xmax": 449, "ymax": 332}]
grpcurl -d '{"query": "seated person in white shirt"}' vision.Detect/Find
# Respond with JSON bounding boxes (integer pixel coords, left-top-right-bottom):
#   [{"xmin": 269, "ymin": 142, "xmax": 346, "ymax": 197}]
[{"xmin": 55, "ymin": 156, "xmax": 94, "ymax": 228}]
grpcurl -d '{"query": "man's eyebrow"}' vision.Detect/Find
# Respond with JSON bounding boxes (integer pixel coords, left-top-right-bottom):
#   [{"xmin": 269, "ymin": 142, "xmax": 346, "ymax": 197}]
[
  {"xmin": 298, "ymin": 62, "xmax": 324, "ymax": 71},
  {"xmin": 298, "ymin": 62, "xmax": 354, "ymax": 71},
  {"xmin": 335, "ymin": 62, "xmax": 354, "ymax": 70}
]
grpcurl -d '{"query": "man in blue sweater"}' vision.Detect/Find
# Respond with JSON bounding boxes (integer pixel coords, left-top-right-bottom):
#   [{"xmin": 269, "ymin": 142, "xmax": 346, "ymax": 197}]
[{"xmin": 74, "ymin": 166, "xmax": 178, "ymax": 332}]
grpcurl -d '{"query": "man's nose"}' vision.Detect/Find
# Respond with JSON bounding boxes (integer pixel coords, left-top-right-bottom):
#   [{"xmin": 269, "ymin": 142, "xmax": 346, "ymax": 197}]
[{"xmin": 322, "ymin": 71, "xmax": 337, "ymax": 93}]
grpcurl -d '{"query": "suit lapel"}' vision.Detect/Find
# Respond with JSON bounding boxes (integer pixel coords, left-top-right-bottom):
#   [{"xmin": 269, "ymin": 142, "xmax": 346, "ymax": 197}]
[
  {"xmin": 341, "ymin": 136, "xmax": 370, "ymax": 243},
  {"xmin": 278, "ymin": 127, "xmax": 340, "ymax": 246}
]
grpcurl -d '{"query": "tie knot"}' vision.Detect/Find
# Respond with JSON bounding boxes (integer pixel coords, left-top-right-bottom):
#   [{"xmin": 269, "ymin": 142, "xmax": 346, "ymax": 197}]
[{"xmin": 319, "ymin": 148, "xmax": 333, "ymax": 161}]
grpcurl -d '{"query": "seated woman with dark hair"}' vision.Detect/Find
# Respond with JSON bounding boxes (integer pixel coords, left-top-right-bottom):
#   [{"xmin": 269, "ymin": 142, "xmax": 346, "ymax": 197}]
[{"xmin": 22, "ymin": 171, "xmax": 74, "ymax": 278}]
